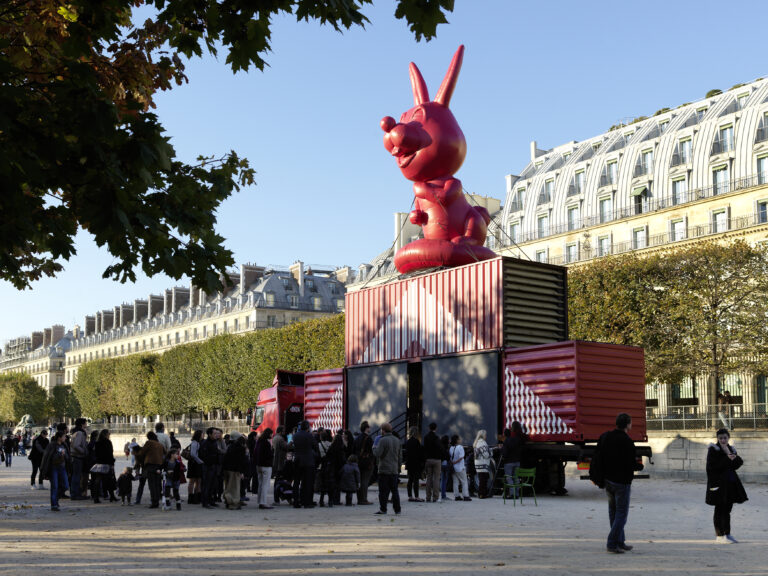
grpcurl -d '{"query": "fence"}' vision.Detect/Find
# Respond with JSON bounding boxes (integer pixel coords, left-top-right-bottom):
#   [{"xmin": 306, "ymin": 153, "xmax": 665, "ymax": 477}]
[{"xmin": 646, "ymin": 403, "xmax": 768, "ymax": 431}]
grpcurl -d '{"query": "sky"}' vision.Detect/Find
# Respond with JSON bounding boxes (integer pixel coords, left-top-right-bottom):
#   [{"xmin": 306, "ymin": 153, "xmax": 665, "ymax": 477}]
[{"xmin": 3, "ymin": 0, "xmax": 768, "ymax": 346}]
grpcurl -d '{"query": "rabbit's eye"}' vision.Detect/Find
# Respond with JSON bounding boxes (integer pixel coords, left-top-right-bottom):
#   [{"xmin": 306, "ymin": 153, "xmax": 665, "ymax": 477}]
[{"xmin": 409, "ymin": 107, "xmax": 425, "ymax": 123}]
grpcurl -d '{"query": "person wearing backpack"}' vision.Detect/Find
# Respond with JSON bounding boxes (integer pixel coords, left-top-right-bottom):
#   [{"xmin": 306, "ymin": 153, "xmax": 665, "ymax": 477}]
[{"xmin": 600, "ymin": 412, "xmax": 644, "ymax": 554}]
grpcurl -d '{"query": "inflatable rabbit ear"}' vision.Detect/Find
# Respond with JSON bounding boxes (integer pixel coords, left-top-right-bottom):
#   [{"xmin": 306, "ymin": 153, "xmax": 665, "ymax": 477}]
[
  {"xmin": 435, "ymin": 45, "xmax": 464, "ymax": 108},
  {"xmin": 409, "ymin": 62, "xmax": 430, "ymax": 106}
]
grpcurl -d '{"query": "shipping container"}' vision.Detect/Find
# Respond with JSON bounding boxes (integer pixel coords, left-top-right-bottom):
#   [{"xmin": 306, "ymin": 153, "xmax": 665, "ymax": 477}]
[
  {"xmin": 345, "ymin": 256, "xmax": 567, "ymax": 366},
  {"xmin": 303, "ymin": 369, "xmax": 345, "ymax": 431},
  {"xmin": 502, "ymin": 341, "xmax": 647, "ymax": 443}
]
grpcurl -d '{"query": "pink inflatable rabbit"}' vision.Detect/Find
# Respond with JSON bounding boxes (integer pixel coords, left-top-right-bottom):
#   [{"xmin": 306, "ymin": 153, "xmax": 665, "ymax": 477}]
[{"xmin": 381, "ymin": 45, "xmax": 496, "ymax": 274}]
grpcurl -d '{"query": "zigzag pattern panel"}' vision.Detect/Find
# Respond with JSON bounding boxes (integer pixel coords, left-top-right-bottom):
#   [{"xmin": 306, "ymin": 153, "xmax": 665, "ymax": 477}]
[
  {"xmin": 313, "ymin": 385, "xmax": 344, "ymax": 432},
  {"xmin": 504, "ymin": 367, "xmax": 573, "ymax": 437}
]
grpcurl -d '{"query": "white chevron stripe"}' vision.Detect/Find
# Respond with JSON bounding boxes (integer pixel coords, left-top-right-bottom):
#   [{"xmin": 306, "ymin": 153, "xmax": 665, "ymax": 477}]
[
  {"xmin": 504, "ymin": 367, "xmax": 573, "ymax": 436},
  {"xmin": 361, "ymin": 282, "xmax": 475, "ymax": 363}
]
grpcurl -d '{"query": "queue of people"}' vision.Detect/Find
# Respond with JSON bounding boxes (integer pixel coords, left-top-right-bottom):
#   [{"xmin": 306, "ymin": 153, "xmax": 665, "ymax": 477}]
[{"xmin": 16, "ymin": 413, "xmax": 752, "ymax": 550}]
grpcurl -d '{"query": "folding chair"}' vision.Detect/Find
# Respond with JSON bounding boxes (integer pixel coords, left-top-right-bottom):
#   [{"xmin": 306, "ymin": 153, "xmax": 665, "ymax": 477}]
[{"xmin": 502, "ymin": 467, "xmax": 537, "ymax": 506}]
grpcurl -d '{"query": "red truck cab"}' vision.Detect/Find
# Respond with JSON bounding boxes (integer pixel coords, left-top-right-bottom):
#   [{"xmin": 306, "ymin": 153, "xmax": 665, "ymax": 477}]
[{"xmin": 248, "ymin": 371, "xmax": 305, "ymax": 435}]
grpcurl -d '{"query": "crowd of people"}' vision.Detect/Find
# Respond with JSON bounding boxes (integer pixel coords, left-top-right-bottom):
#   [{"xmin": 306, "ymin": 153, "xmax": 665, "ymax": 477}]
[
  {"xmin": 19, "ymin": 416, "xmax": 536, "ymax": 515},
  {"xmin": 12, "ymin": 413, "xmax": 751, "ymax": 548}
]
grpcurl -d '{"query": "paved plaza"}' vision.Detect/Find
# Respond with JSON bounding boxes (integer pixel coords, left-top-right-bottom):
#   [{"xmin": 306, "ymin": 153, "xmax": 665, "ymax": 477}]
[{"xmin": 0, "ymin": 458, "xmax": 765, "ymax": 576}]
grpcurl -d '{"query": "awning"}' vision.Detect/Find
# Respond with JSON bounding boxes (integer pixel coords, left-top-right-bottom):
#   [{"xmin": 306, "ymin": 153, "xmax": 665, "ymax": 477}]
[{"xmin": 631, "ymin": 185, "xmax": 647, "ymax": 196}]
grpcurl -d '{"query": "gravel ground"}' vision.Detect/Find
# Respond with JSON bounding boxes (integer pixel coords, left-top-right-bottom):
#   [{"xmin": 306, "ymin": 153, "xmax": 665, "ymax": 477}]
[{"xmin": 0, "ymin": 458, "xmax": 766, "ymax": 576}]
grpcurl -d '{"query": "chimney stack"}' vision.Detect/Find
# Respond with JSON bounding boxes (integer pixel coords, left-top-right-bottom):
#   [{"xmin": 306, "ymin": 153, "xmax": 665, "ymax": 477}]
[
  {"xmin": 30, "ymin": 331, "xmax": 43, "ymax": 349},
  {"xmin": 134, "ymin": 299, "xmax": 148, "ymax": 322},
  {"xmin": 120, "ymin": 305, "xmax": 134, "ymax": 326},
  {"xmin": 84, "ymin": 315, "xmax": 96, "ymax": 336},
  {"xmin": 148, "ymin": 294, "xmax": 163, "ymax": 318},
  {"xmin": 43, "ymin": 328, "xmax": 52, "ymax": 347},
  {"xmin": 290, "ymin": 261, "xmax": 305, "ymax": 298},
  {"xmin": 51, "ymin": 325, "xmax": 65, "ymax": 344}
]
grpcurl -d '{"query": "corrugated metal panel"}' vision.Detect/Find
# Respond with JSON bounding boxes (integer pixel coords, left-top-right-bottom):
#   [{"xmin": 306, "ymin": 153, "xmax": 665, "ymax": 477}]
[
  {"xmin": 304, "ymin": 369, "xmax": 345, "ymax": 431},
  {"xmin": 345, "ymin": 258, "xmax": 504, "ymax": 366},
  {"xmin": 345, "ymin": 257, "xmax": 567, "ymax": 366},
  {"xmin": 503, "ymin": 341, "xmax": 646, "ymax": 442},
  {"xmin": 502, "ymin": 259, "xmax": 568, "ymax": 347}
]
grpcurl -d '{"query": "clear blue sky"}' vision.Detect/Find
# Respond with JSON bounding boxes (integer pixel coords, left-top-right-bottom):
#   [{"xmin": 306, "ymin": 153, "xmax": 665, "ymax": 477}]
[{"xmin": 2, "ymin": 0, "xmax": 767, "ymax": 345}]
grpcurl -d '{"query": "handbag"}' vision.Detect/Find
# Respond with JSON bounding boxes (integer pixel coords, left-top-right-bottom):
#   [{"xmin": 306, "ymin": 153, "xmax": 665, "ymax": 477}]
[
  {"xmin": 90, "ymin": 463, "xmax": 110, "ymax": 474},
  {"xmin": 181, "ymin": 445, "xmax": 191, "ymax": 461}
]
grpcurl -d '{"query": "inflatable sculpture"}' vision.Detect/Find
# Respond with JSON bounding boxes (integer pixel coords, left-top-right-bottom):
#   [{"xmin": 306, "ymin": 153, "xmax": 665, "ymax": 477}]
[{"xmin": 381, "ymin": 45, "xmax": 496, "ymax": 274}]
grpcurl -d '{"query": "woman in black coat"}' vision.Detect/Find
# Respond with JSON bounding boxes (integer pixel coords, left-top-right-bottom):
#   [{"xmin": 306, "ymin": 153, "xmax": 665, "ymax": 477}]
[
  {"xmin": 706, "ymin": 428, "xmax": 748, "ymax": 543},
  {"xmin": 92, "ymin": 429, "xmax": 117, "ymax": 503},
  {"xmin": 405, "ymin": 426, "xmax": 425, "ymax": 502}
]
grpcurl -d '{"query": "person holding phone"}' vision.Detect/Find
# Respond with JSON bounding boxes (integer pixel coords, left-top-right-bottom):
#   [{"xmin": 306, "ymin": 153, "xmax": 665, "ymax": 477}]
[{"xmin": 706, "ymin": 428, "xmax": 748, "ymax": 543}]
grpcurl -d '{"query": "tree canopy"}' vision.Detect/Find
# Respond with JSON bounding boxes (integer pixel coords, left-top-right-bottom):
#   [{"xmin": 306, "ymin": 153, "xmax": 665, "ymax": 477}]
[
  {"xmin": 0, "ymin": 0, "xmax": 453, "ymax": 291},
  {"xmin": 569, "ymin": 240, "xmax": 768, "ymax": 388}
]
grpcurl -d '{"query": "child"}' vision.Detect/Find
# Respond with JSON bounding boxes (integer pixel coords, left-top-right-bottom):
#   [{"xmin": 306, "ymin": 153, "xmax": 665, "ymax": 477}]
[
  {"xmin": 164, "ymin": 448, "xmax": 186, "ymax": 511},
  {"xmin": 117, "ymin": 467, "xmax": 135, "ymax": 506},
  {"xmin": 340, "ymin": 455, "xmax": 361, "ymax": 506}
]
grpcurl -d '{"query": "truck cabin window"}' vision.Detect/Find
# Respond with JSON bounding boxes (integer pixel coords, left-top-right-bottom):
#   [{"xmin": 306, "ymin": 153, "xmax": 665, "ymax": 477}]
[{"xmin": 252, "ymin": 407, "xmax": 265, "ymax": 427}]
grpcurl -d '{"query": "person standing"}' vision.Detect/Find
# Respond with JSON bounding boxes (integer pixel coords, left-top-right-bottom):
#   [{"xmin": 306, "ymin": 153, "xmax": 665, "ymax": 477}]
[
  {"xmin": 199, "ymin": 427, "xmax": 222, "ymax": 509},
  {"xmin": 600, "ymin": 412, "xmax": 644, "ymax": 554},
  {"xmin": 373, "ymin": 422, "xmax": 402, "ymax": 515},
  {"xmin": 255, "ymin": 428, "xmax": 274, "ymax": 510},
  {"xmin": 222, "ymin": 433, "xmax": 248, "ymax": 510},
  {"xmin": 405, "ymin": 426, "xmax": 425, "ymax": 502},
  {"xmin": 353, "ymin": 421, "xmax": 374, "ymax": 505},
  {"xmin": 473, "ymin": 430, "xmax": 492, "ymax": 499},
  {"xmin": 449, "ymin": 435, "xmax": 471, "ymax": 501},
  {"xmin": 69, "ymin": 418, "xmax": 88, "ymax": 500},
  {"xmin": 272, "ymin": 426, "xmax": 288, "ymax": 479},
  {"xmin": 30, "ymin": 430, "xmax": 49, "ymax": 489},
  {"xmin": 137, "ymin": 431, "xmax": 165, "ymax": 508},
  {"xmin": 91, "ymin": 429, "xmax": 118, "ymax": 503},
  {"xmin": 706, "ymin": 428, "xmax": 748, "ymax": 543},
  {"xmin": 291, "ymin": 421, "xmax": 318, "ymax": 509},
  {"xmin": 41, "ymin": 431, "xmax": 70, "ymax": 511},
  {"xmin": 3, "ymin": 431, "xmax": 15, "ymax": 467},
  {"xmin": 154, "ymin": 422, "xmax": 171, "ymax": 455},
  {"xmin": 186, "ymin": 429, "xmax": 204, "ymax": 504},
  {"xmin": 422, "ymin": 423, "xmax": 442, "ymax": 503},
  {"xmin": 502, "ymin": 422, "xmax": 526, "ymax": 498}
]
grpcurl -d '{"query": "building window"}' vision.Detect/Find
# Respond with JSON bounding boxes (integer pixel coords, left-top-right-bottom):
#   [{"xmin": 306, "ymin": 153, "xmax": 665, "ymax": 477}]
[
  {"xmin": 713, "ymin": 165, "xmax": 730, "ymax": 195},
  {"xmin": 696, "ymin": 107, "xmax": 708, "ymax": 122},
  {"xmin": 537, "ymin": 214, "xmax": 549, "ymax": 238},
  {"xmin": 193, "ymin": 328, "xmax": 198, "ymax": 340},
  {"xmin": 758, "ymin": 156, "xmax": 768, "ymax": 185},
  {"xmin": 512, "ymin": 188, "xmax": 525, "ymax": 211},
  {"xmin": 509, "ymin": 222, "xmax": 519, "ymax": 244},
  {"xmin": 680, "ymin": 138, "xmax": 692, "ymax": 164},
  {"xmin": 659, "ymin": 120, "xmax": 669, "ymax": 133},
  {"xmin": 672, "ymin": 178, "xmax": 688, "ymax": 205},
  {"xmin": 567, "ymin": 205, "xmax": 579, "ymax": 231},
  {"xmin": 336, "ymin": 299, "xmax": 344, "ymax": 311},
  {"xmin": 713, "ymin": 209, "xmax": 729, "ymax": 233},
  {"xmin": 233, "ymin": 319, "xmax": 238, "ymax": 332},
  {"xmin": 175, "ymin": 332, "xmax": 180, "ymax": 344},
  {"xmin": 632, "ymin": 227, "xmax": 647, "ymax": 250},
  {"xmin": 289, "ymin": 295, "xmax": 299, "ymax": 309},
  {"xmin": 265, "ymin": 292, "xmax": 276, "ymax": 307},
  {"xmin": 245, "ymin": 315, "xmax": 250, "ymax": 329},
  {"xmin": 267, "ymin": 315, "xmax": 277, "ymax": 328},
  {"xmin": 127, "ymin": 343, "xmax": 132, "ymax": 353},
  {"xmin": 598, "ymin": 236, "xmax": 611, "ymax": 257},
  {"xmin": 599, "ymin": 196, "xmax": 612, "ymax": 223},
  {"xmin": 758, "ymin": 200, "xmax": 768, "ymax": 224},
  {"xmin": 634, "ymin": 149, "xmax": 653, "ymax": 177},
  {"xmin": 535, "ymin": 250, "xmax": 547, "ymax": 263},
  {"xmin": 671, "ymin": 219, "xmax": 686, "ymax": 242},
  {"xmin": 632, "ymin": 186, "xmax": 648, "ymax": 215},
  {"xmin": 212, "ymin": 324, "xmax": 217, "ymax": 336},
  {"xmin": 202, "ymin": 326, "xmax": 207, "ymax": 338},
  {"xmin": 574, "ymin": 171, "xmax": 584, "ymax": 194},
  {"xmin": 306, "ymin": 279, "xmax": 316, "ymax": 292},
  {"xmin": 737, "ymin": 93, "xmax": 749, "ymax": 109},
  {"xmin": 150, "ymin": 339, "xmax": 154, "ymax": 349},
  {"xmin": 313, "ymin": 297, "xmax": 323, "ymax": 311},
  {"xmin": 565, "ymin": 243, "xmax": 579, "ymax": 263},
  {"xmin": 713, "ymin": 125, "xmax": 734, "ymax": 155},
  {"xmin": 539, "ymin": 180, "xmax": 554, "ymax": 204},
  {"xmin": 223, "ymin": 321, "xmax": 228, "ymax": 333}
]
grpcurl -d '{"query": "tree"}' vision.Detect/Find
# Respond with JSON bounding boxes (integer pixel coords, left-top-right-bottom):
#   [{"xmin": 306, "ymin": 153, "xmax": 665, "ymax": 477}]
[
  {"xmin": 72, "ymin": 358, "xmax": 117, "ymax": 418},
  {"xmin": 0, "ymin": 0, "xmax": 453, "ymax": 291},
  {"xmin": 50, "ymin": 384, "xmax": 82, "ymax": 422},
  {"xmin": 0, "ymin": 373, "xmax": 49, "ymax": 425},
  {"xmin": 666, "ymin": 240, "xmax": 768, "ymax": 395}
]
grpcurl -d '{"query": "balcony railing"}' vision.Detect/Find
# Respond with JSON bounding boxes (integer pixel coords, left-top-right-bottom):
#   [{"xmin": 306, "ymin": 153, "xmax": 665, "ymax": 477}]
[
  {"xmin": 669, "ymin": 152, "xmax": 691, "ymax": 168},
  {"xmin": 632, "ymin": 160, "xmax": 653, "ymax": 178},
  {"xmin": 711, "ymin": 139, "xmax": 734, "ymax": 155},
  {"xmin": 508, "ymin": 200, "xmax": 524, "ymax": 212},
  {"xmin": 599, "ymin": 174, "xmax": 615, "ymax": 187},
  {"xmin": 755, "ymin": 126, "xmax": 768, "ymax": 144},
  {"xmin": 537, "ymin": 192, "xmax": 551, "ymax": 205}
]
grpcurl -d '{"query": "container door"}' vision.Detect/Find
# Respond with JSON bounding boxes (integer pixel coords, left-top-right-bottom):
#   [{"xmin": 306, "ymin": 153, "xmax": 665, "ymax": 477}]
[{"xmin": 421, "ymin": 351, "xmax": 500, "ymax": 442}]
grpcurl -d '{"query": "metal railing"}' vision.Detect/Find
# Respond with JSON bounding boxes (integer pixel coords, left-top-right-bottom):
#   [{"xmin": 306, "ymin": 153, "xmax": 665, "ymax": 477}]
[
  {"xmin": 633, "ymin": 160, "xmax": 653, "ymax": 178},
  {"xmin": 711, "ymin": 139, "xmax": 734, "ymax": 156},
  {"xmin": 501, "ymin": 173, "xmax": 767, "ymax": 248},
  {"xmin": 646, "ymin": 403, "xmax": 768, "ymax": 431},
  {"xmin": 755, "ymin": 126, "xmax": 768, "ymax": 144},
  {"xmin": 537, "ymin": 192, "xmax": 551, "ymax": 205}
]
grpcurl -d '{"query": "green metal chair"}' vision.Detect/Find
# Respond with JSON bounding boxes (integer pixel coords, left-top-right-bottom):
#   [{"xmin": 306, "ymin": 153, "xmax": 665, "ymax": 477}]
[{"xmin": 502, "ymin": 467, "xmax": 537, "ymax": 506}]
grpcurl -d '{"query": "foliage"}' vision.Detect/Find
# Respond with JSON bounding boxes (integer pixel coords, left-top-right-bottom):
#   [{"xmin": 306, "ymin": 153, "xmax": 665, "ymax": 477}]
[
  {"xmin": 0, "ymin": 0, "xmax": 452, "ymax": 291},
  {"xmin": 49, "ymin": 384, "xmax": 82, "ymax": 422},
  {"xmin": 0, "ymin": 373, "xmax": 49, "ymax": 425},
  {"xmin": 705, "ymin": 88, "xmax": 722, "ymax": 98},
  {"xmin": 75, "ymin": 314, "xmax": 345, "ymax": 416},
  {"xmin": 569, "ymin": 240, "xmax": 768, "ymax": 387}
]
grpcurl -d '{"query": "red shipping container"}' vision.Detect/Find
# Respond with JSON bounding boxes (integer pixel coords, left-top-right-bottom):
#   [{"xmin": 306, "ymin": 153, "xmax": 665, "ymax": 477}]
[
  {"xmin": 346, "ymin": 257, "xmax": 567, "ymax": 366},
  {"xmin": 304, "ymin": 368, "xmax": 345, "ymax": 431},
  {"xmin": 503, "ymin": 341, "xmax": 647, "ymax": 443}
]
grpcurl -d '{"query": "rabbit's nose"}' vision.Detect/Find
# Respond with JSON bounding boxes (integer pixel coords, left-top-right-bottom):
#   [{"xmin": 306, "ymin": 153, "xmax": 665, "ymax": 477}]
[{"xmin": 381, "ymin": 116, "xmax": 396, "ymax": 132}]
